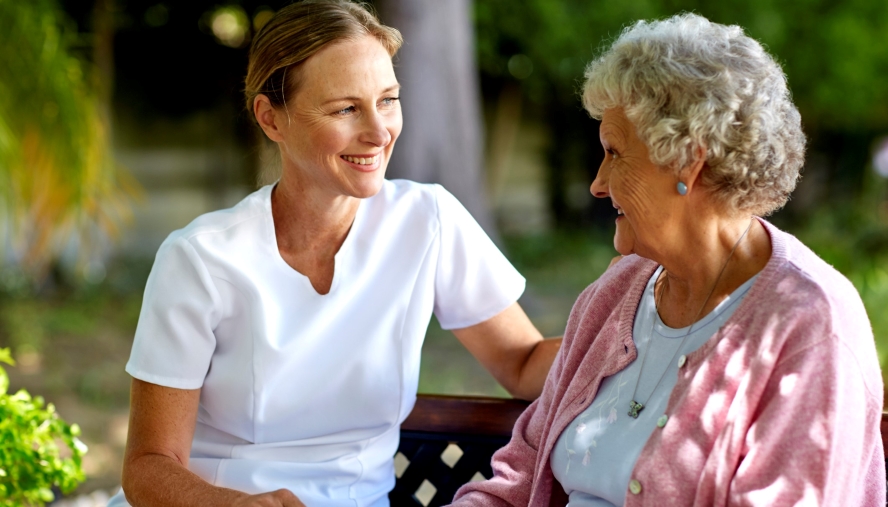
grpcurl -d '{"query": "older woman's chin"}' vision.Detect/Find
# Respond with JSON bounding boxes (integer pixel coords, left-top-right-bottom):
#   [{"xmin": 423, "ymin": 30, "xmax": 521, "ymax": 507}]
[{"xmin": 613, "ymin": 218, "xmax": 637, "ymax": 256}]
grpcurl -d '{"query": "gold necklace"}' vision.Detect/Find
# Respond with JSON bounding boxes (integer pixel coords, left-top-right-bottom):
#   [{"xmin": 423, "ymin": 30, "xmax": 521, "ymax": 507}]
[{"xmin": 627, "ymin": 218, "xmax": 753, "ymax": 419}]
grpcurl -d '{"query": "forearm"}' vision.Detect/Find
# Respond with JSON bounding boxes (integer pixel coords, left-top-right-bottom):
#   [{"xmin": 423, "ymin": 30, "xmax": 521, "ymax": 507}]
[
  {"xmin": 511, "ymin": 337, "xmax": 561, "ymax": 400},
  {"xmin": 123, "ymin": 454, "xmax": 247, "ymax": 507}
]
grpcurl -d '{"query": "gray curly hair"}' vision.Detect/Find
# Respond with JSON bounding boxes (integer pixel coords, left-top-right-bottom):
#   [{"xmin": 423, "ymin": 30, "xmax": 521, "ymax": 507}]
[{"xmin": 583, "ymin": 13, "xmax": 806, "ymax": 216}]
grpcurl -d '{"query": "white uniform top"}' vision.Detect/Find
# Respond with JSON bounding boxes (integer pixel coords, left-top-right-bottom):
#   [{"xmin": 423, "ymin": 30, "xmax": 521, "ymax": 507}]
[
  {"xmin": 550, "ymin": 266, "xmax": 758, "ymax": 507},
  {"xmin": 108, "ymin": 180, "xmax": 525, "ymax": 507}
]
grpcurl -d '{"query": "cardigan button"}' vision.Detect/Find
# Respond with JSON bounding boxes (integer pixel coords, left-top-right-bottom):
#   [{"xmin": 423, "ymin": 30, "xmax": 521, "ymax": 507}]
[
  {"xmin": 629, "ymin": 479, "xmax": 642, "ymax": 495},
  {"xmin": 657, "ymin": 414, "xmax": 668, "ymax": 428},
  {"xmin": 677, "ymin": 354, "xmax": 687, "ymax": 368}
]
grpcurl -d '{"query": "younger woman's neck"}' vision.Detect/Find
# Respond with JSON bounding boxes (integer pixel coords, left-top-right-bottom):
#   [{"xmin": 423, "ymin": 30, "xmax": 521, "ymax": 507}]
[{"xmin": 271, "ymin": 173, "xmax": 360, "ymax": 256}]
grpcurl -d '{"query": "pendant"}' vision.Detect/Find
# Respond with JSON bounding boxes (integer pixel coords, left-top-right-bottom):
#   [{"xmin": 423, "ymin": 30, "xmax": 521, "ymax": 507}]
[{"xmin": 628, "ymin": 400, "xmax": 644, "ymax": 419}]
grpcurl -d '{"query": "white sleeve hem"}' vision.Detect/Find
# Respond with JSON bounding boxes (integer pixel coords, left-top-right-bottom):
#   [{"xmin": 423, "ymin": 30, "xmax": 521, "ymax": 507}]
[
  {"xmin": 126, "ymin": 362, "xmax": 205, "ymax": 390},
  {"xmin": 437, "ymin": 278, "xmax": 526, "ymax": 330}
]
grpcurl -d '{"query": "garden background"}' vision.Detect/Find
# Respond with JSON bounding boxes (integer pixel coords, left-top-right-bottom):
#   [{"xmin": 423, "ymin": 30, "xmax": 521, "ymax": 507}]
[{"xmin": 1, "ymin": 0, "xmax": 887, "ymax": 501}]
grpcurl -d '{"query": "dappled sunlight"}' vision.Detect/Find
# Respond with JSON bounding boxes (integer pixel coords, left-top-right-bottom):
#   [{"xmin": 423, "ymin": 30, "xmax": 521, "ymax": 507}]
[
  {"xmin": 778, "ymin": 372, "xmax": 798, "ymax": 397},
  {"xmin": 700, "ymin": 390, "xmax": 729, "ymax": 435},
  {"xmin": 675, "ymin": 439, "xmax": 705, "ymax": 470},
  {"xmin": 807, "ymin": 411, "xmax": 830, "ymax": 452},
  {"xmin": 744, "ymin": 475, "xmax": 791, "ymax": 504}
]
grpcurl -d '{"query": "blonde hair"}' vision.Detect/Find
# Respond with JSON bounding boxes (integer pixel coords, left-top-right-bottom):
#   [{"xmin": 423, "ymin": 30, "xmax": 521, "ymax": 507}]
[
  {"xmin": 244, "ymin": 0, "xmax": 402, "ymax": 117},
  {"xmin": 583, "ymin": 13, "xmax": 806, "ymax": 216}
]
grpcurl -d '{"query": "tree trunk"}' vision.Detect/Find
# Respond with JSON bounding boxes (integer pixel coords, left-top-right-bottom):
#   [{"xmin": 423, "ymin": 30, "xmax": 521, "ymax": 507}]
[{"xmin": 375, "ymin": 0, "xmax": 496, "ymax": 237}]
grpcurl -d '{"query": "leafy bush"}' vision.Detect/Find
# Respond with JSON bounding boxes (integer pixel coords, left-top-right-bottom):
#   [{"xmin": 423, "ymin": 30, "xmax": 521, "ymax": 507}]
[{"xmin": 0, "ymin": 348, "xmax": 87, "ymax": 506}]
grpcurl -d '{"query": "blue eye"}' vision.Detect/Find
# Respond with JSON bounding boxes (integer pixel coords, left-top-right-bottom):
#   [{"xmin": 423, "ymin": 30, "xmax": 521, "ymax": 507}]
[
  {"xmin": 606, "ymin": 148, "xmax": 619, "ymax": 159},
  {"xmin": 336, "ymin": 106, "xmax": 356, "ymax": 116},
  {"xmin": 381, "ymin": 97, "xmax": 399, "ymax": 107}
]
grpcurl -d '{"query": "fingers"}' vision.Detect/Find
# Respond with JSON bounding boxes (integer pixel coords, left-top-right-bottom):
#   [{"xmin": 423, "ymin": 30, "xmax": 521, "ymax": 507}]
[
  {"xmin": 273, "ymin": 489, "xmax": 306, "ymax": 507},
  {"xmin": 235, "ymin": 489, "xmax": 305, "ymax": 507}
]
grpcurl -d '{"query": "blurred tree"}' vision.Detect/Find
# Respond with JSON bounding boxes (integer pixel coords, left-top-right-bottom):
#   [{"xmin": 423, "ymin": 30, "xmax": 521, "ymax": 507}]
[
  {"xmin": 474, "ymin": 0, "xmax": 888, "ymax": 225},
  {"xmin": 376, "ymin": 0, "xmax": 496, "ymax": 235},
  {"xmin": 0, "ymin": 0, "xmax": 131, "ymax": 283},
  {"xmin": 47, "ymin": 0, "xmax": 887, "ymax": 230}
]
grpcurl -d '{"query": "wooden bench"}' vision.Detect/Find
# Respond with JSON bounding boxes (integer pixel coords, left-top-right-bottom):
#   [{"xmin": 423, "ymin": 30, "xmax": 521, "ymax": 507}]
[{"xmin": 394, "ymin": 395, "xmax": 888, "ymax": 507}]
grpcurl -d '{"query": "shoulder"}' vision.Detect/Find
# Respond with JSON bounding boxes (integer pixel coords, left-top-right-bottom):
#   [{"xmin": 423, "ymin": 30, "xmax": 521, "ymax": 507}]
[
  {"xmin": 745, "ymin": 221, "xmax": 880, "ymax": 394},
  {"xmin": 756, "ymin": 221, "xmax": 867, "ymax": 337},
  {"xmin": 362, "ymin": 179, "xmax": 440, "ymax": 229},
  {"xmin": 378, "ymin": 179, "xmax": 471, "ymax": 212},
  {"xmin": 157, "ymin": 186, "xmax": 270, "ymax": 262},
  {"xmin": 374, "ymin": 179, "xmax": 440, "ymax": 211},
  {"xmin": 574, "ymin": 255, "xmax": 656, "ymax": 312},
  {"xmin": 563, "ymin": 255, "xmax": 656, "ymax": 345},
  {"xmin": 372, "ymin": 179, "xmax": 477, "ymax": 234}
]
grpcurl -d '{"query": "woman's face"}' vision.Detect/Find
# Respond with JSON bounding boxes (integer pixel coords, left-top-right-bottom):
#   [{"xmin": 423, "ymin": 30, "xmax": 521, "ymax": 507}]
[
  {"xmin": 590, "ymin": 108, "xmax": 678, "ymax": 257},
  {"xmin": 263, "ymin": 35, "xmax": 402, "ymax": 199}
]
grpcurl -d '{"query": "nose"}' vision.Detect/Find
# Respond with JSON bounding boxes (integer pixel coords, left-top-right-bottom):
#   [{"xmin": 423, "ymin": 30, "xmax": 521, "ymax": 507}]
[
  {"xmin": 590, "ymin": 158, "xmax": 610, "ymax": 198},
  {"xmin": 360, "ymin": 109, "xmax": 393, "ymax": 147}
]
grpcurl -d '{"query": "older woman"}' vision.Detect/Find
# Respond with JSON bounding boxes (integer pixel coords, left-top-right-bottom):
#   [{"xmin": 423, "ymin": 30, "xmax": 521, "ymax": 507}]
[
  {"xmin": 451, "ymin": 14, "xmax": 884, "ymax": 507},
  {"xmin": 109, "ymin": 2, "xmax": 560, "ymax": 507}
]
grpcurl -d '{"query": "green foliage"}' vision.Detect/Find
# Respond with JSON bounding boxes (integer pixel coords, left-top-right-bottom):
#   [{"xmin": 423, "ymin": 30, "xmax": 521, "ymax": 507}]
[
  {"xmin": 0, "ymin": 348, "xmax": 87, "ymax": 506},
  {"xmin": 504, "ymin": 229, "xmax": 616, "ymax": 293},
  {"xmin": 475, "ymin": 0, "xmax": 888, "ymax": 129},
  {"xmin": 0, "ymin": 0, "xmax": 131, "ymax": 280}
]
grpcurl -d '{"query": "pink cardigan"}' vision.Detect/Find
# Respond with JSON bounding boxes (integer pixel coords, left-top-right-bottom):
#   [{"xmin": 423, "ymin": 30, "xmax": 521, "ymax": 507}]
[{"xmin": 451, "ymin": 220, "xmax": 885, "ymax": 506}]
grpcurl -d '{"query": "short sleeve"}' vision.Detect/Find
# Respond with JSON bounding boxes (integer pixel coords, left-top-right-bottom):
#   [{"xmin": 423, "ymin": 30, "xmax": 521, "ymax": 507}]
[
  {"xmin": 432, "ymin": 185, "xmax": 525, "ymax": 330},
  {"xmin": 125, "ymin": 234, "xmax": 220, "ymax": 389}
]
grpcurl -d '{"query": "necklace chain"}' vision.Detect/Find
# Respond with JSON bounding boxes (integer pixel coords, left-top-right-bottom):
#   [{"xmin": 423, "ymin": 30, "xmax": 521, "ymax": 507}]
[{"xmin": 628, "ymin": 218, "xmax": 754, "ymax": 419}]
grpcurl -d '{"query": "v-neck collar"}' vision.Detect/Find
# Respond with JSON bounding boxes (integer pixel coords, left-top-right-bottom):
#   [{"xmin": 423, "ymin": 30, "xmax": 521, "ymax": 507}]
[{"xmin": 261, "ymin": 183, "xmax": 365, "ymax": 296}]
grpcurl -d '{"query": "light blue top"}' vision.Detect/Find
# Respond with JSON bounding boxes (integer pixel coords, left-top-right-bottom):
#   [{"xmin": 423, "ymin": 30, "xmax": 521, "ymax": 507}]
[{"xmin": 550, "ymin": 266, "xmax": 758, "ymax": 507}]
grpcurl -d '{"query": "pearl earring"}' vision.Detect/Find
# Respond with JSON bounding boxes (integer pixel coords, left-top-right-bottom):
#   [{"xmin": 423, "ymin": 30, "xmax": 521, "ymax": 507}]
[{"xmin": 676, "ymin": 182, "xmax": 688, "ymax": 195}]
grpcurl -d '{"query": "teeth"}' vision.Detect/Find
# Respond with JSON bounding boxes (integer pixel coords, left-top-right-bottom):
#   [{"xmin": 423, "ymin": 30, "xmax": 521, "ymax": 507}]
[
  {"xmin": 617, "ymin": 209, "xmax": 624, "ymax": 215},
  {"xmin": 344, "ymin": 155, "xmax": 378, "ymax": 165}
]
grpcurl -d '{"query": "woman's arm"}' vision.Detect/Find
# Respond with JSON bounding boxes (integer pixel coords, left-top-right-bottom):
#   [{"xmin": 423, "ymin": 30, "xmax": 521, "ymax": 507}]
[
  {"xmin": 122, "ymin": 379, "xmax": 305, "ymax": 507},
  {"xmin": 451, "ymin": 255, "xmax": 626, "ymax": 400},
  {"xmin": 452, "ymin": 302, "xmax": 561, "ymax": 400}
]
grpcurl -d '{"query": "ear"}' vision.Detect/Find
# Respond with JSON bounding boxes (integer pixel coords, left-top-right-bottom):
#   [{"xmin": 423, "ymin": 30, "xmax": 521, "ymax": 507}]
[
  {"xmin": 679, "ymin": 144, "xmax": 707, "ymax": 193},
  {"xmin": 253, "ymin": 94, "xmax": 286, "ymax": 143}
]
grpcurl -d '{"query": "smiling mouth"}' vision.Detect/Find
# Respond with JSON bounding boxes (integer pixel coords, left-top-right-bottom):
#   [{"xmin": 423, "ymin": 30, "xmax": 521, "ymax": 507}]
[{"xmin": 341, "ymin": 155, "xmax": 379, "ymax": 166}]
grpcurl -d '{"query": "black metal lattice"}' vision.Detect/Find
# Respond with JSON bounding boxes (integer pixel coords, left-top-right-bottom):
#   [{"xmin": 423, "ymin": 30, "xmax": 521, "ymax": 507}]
[{"xmin": 389, "ymin": 431, "xmax": 510, "ymax": 507}]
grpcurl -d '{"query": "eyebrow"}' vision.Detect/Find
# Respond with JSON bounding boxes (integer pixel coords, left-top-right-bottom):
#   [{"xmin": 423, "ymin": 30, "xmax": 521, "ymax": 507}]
[
  {"xmin": 321, "ymin": 84, "xmax": 401, "ymax": 105},
  {"xmin": 599, "ymin": 123, "xmax": 624, "ymax": 144}
]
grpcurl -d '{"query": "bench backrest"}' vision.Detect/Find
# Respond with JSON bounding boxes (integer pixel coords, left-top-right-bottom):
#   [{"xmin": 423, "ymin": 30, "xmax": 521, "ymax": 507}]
[
  {"xmin": 391, "ymin": 395, "xmax": 529, "ymax": 507},
  {"xmin": 394, "ymin": 395, "xmax": 888, "ymax": 507}
]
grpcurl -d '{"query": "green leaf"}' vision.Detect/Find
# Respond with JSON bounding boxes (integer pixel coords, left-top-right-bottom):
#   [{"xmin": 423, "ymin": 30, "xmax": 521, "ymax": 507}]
[
  {"xmin": 38, "ymin": 487, "xmax": 55, "ymax": 502},
  {"xmin": 72, "ymin": 438, "xmax": 88, "ymax": 455},
  {"xmin": 0, "ymin": 348, "xmax": 14, "ymax": 366}
]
